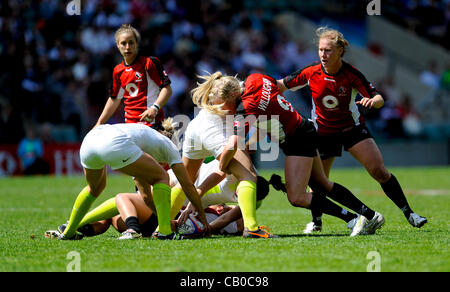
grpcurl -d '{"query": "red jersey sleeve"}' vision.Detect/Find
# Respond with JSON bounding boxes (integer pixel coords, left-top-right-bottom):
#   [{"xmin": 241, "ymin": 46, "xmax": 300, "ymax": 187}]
[
  {"xmin": 283, "ymin": 62, "xmax": 319, "ymax": 91},
  {"xmin": 108, "ymin": 66, "xmax": 124, "ymax": 99},
  {"xmin": 145, "ymin": 57, "xmax": 171, "ymax": 89},
  {"xmin": 347, "ymin": 64, "xmax": 378, "ymax": 98},
  {"xmin": 233, "ymin": 98, "xmax": 253, "ymax": 137}
]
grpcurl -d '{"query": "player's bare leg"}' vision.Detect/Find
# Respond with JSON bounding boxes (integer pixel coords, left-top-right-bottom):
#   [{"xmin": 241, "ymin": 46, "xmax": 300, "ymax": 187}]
[
  {"xmin": 349, "ymin": 138, "xmax": 427, "ymax": 228},
  {"xmin": 118, "ymin": 153, "xmax": 172, "ymax": 237},
  {"xmin": 58, "ymin": 167, "xmax": 107, "ymax": 239}
]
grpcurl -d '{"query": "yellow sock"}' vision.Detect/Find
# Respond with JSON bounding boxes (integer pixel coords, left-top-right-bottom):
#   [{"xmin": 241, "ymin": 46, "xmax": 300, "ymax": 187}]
[
  {"xmin": 170, "ymin": 187, "xmax": 186, "ymax": 219},
  {"xmin": 64, "ymin": 186, "xmax": 96, "ymax": 238},
  {"xmin": 153, "ymin": 183, "xmax": 172, "ymax": 235},
  {"xmin": 237, "ymin": 180, "xmax": 258, "ymax": 231},
  {"xmin": 203, "ymin": 184, "xmax": 221, "ymax": 196},
  {"xmin": 78, "ymin": 197, "xmax": 119, "ymax": 227},
  {"xmin": 154, "ymin": 187, "xmax": 185, "ymax": 233}
]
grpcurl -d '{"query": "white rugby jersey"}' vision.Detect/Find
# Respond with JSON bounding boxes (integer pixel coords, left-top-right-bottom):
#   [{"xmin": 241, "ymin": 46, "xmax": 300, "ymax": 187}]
[{"xmin": 182, "ymin": 109, "xmax": 234, "ymax": 159}]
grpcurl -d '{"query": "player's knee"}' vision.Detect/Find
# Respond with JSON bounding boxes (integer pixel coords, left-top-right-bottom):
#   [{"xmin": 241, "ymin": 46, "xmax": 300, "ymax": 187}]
[
  {"xmin": 286, "ymin": 188, "xmax": 309, "ymax": 207},
  {"xmin": 368, "ymin": 165, "xmax": 390, "ymax": 183},
  {"xmin": 150, "ymin": 171, "xmax": 170, "ymax": 185},
  {"xmin": 287, "ymin": 196, "xmax": 298, "ymax": 206},
  {"xmin": 115, "ymin": 193, "xmax": 127, "ymax": 204},
  {"xmin": 88, "ymin": 184, "xmax": 105, "ymax": 198}
]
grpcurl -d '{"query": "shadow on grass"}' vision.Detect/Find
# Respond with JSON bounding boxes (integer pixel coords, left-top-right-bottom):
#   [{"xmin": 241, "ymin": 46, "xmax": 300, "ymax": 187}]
[
  {"xmin": 183, "ymin": 233, "xmax": 351, "ymax": 240},
  {"xmin": 101, "ymin": 232, "xmax": 352, "ymax": 240},
  {"xmin": 277, "ymin": 233, "xmax": 349, "ymax": 238}
]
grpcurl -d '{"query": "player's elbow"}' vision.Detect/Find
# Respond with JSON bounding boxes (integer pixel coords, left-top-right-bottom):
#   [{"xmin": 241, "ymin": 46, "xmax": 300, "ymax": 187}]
[
  {"xmin": 228, "ymin": 135, "xmax": 238, "ymax": 150},
  {"xmin": 276, "ymin": 80, "xmax": 286, "ymax": 93},
  {"xmin": 163, "ymin": 84, "xmax": 172, "ymax": 95}
]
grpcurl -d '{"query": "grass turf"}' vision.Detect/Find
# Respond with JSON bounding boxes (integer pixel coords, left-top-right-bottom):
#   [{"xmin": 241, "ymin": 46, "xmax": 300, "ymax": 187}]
[{"xmin": 0, "ymin": 167, "xmax": 449, "ymax": 272}]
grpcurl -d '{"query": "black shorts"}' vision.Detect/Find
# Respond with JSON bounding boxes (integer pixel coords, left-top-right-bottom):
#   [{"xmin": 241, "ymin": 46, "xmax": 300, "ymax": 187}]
[
  {"xmin": 317, "ymin": 124, "xmax": 373, "ymax": 160},
  {"xmin": 280, "ymin": 119, "xmax": 318, "ymax": 157}
]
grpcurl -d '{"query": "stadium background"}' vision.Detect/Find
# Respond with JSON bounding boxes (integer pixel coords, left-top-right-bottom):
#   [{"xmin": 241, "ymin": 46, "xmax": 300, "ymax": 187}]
[{"xmin": 0, "ymin": 0, "xmax": 449, "ymax": 176}]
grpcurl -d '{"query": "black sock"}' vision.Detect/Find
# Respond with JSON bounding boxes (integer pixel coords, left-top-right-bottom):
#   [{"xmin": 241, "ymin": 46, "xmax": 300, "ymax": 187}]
[
  {"xmin": 125, "ymin": 216, "xmax": 141, "ymax": 233},
  {"xmin": 327, "ymin": 183, "xmax": 376, "ymax": 220},
  {"xmin": 340, "ymin": 208, "xmax": 358, "ymax": 223},
  {"xmin": 380, "ymin": 174, "xmax": 412, "ymax": 218},
  {"xmin": 310, "ymin": 193, "xmax": 354, "ymax": 223},
  {"xmin": 311, "ymin": 203, "xmax": 356, "ymax": 224},
  {"xmin": 311, "ymin": 209, "xmax": 323, "ymax": 225}
]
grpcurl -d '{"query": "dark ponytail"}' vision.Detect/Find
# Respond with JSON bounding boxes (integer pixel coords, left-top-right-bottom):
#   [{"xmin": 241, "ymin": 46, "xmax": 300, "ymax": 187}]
[
  {"xmin": 256, "ymin": 174, "xmax": 287, "ymax": 201},
  {"xmin": 269, "ymin": 174, "xmax": 287, "ymax": 193}
]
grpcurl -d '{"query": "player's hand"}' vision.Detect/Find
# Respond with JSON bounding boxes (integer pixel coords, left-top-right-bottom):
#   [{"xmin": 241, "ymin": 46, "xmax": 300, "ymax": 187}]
[
  {"xmin": 178, "ymin": 202, "xmax": 196, "ymax": 224},
  {"xmin": 139, "ymin": 107, "xmax": 157, "ymax": 123},
  {"xmin": 356, "ymin": 97, "xmax": 376, "ymax": 109},
  {"xmin": 356, "ymin": 97, "xmax": 383, "ymax": 109}
]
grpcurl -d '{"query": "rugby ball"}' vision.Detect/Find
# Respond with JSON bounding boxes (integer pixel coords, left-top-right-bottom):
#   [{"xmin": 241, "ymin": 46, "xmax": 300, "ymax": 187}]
[{"xmin": 177, "ymin": 213, "xmax": 205, "ymax": 236}]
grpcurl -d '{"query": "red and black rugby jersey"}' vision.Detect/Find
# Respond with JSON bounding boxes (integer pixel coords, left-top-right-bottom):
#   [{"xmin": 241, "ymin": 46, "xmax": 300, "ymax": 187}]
[
  {"xmin": 109, "ymin": 55, "xmax": 171, "ymax": 125},
  {"xmin": 234, "ymin": 73, "xmax": 304, "ymax": 141},
  {"xmin": 283, "ymin": 61, "xmax": 378, "ymax": 134}
]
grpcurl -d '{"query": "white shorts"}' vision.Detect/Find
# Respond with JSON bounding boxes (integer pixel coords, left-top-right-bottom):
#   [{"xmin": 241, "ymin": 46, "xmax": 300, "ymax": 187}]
[{"xmin": 80, "ymin": 125, "xmax": 143, "ymax": 170}]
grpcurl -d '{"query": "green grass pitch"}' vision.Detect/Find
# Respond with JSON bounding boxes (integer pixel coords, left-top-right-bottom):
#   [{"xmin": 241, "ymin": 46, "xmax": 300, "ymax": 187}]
[{"xmin": 0, "ymin": 167, "xmax": 449, "ymax": 272}]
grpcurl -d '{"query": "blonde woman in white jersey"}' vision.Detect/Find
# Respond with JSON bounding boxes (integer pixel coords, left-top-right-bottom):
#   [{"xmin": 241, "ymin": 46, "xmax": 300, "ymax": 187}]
[
  {"xmin": 47, "ymin": 122, "xmax": 207, "ymax": 240},
  {"xmin": 173, "ymin": 73, "xmax": 277, "ymax": 238}
]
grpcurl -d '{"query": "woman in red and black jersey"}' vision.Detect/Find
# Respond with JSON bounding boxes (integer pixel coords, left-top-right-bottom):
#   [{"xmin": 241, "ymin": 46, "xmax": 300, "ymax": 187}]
[
  {"xmin": 95, "ymin": 24, "xmax": 172, "ymax": 128},
  {"xmin": 278, "ymin": 27, "xmax": 427, "ymax": 230},
  {"xmin": 198, "ymin": 71, "xmax": 383, "ymax": 236}
]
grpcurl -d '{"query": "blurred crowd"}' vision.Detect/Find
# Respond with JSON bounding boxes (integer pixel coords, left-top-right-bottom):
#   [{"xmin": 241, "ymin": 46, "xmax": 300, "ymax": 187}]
[
  {"xmin": 382, "ymin": 0, "xmax": 450, "ymax": 50},
  {"xmin": 0, "ymin": 0, "xmax": 302, "ymax": 144},
  {"xmin": 0, "ymin": 0, "xmax": 448, "ymax": 149}
]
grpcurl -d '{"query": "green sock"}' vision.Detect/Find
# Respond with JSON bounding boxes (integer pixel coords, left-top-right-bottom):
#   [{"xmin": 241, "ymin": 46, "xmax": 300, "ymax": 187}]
[
  {"xmin": 170, "ymin": 187, "xmax": 186, "ymax": 220},
  {"xmin": 203, "ymin": 184, "xmax": 221, "ymax": 196},
  {"xmin": 237, "ymin": 180, "xmax": 258, "ymax": 231},
  {"xmin": 64, "ymin": 186, "xmax": 97, "ymax": 238},
  {"xmin": 78, "ymin": 197, "xmax": 119, "ymax": 228},
  {"xmin": 153, "ymin": 183, "xmax": 172, "ymax": 235}
]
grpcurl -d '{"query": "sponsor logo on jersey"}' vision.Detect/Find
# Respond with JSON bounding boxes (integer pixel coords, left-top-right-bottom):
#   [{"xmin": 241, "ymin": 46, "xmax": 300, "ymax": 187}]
[
  {"xmin": 258, "ymin": 78, "xmax": 272, "ymax": 111},
  {"xmin": 135, "ymin": 71, "xmax": 142, "ymax": 82},
  {"xmin": 338, "ymin": 86, "xmax": 347, "ymax": 96},
  {"xmin": 322, "ymin": 95, "xmax": 339, "ymax": 110},
  {"xmin": 277, "ymin": 95, "xmax": 294, "ymax": 112}
]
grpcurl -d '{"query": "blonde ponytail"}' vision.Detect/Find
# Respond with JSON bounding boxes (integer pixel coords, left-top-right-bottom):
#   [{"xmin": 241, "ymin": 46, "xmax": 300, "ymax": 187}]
[
  {"xmin": 191, "ymin": 71, "xmax": 242, "ymax": 116},
  {"xmin": 155, "ymin": 117, "xmax": 176, "ymax": 139}
]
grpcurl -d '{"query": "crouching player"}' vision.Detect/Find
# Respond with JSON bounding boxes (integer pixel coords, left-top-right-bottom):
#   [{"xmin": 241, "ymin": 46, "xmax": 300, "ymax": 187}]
[
  {"xmin": 45, "ymin": 122, "xmax": 208, "ymax": 240},
  {"xmin": 48, "ymin": 160, "xmax": 285, "ymax": 239}
]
